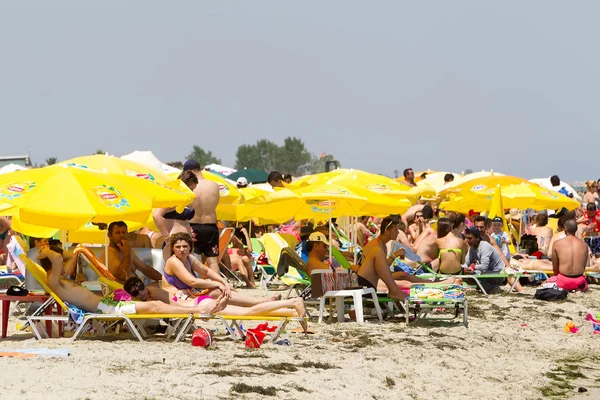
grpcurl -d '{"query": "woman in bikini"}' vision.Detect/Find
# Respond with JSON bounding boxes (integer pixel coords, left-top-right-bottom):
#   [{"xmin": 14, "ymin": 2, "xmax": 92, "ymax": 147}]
[
  {"xmin": 435, "ymin": 216, "xmax": 468, "ymax": 275},
  {"xmin": 161, "ymin": 232, "xmax": 305, "ymax": 318}
]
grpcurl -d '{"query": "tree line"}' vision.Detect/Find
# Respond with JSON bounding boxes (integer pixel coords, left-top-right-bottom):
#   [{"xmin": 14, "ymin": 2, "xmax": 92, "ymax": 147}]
[
  {"xmin": 36, "ymin": 141, "xmax": 339, "ymax": 175},
  {"xmin": 187, "ymin": 137, "xmax": 339, "ymax": 175}
]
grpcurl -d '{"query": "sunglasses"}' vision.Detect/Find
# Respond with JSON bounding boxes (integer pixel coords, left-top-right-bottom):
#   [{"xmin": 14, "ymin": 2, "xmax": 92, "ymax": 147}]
[
  {"xmin": 383, "ymin": 215, "xmax": 401, "ymax": 231},
  {"xmin": 415, "ymin": 214, "xmax": 424, "ymax": 218},
  {"xmin": 130, "ymin": 281, "xmax": 146, "ymax": 297}
]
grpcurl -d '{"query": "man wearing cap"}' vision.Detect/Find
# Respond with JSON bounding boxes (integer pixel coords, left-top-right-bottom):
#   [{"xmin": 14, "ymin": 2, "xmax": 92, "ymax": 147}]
[
  {"xmin": 236, "ymin": 177, "xmax": 248, "ymax": 189},
  {"xmin": 463, "ymin": 227, "xmax": 505, "ymax": 293},
  {"xmin": 305, "ymin": 232, "xmax": 332, "ymax": 275},
  {"xmin": 183, "ymin": 159, "xmax": 221, "ymax": 274}
]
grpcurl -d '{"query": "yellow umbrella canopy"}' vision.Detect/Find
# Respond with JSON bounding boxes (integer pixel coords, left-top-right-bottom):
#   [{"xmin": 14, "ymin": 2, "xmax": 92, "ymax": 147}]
[
  {"xmin": 0, "ymin": 166, "xmax": 154, "ymax": 229},
  {"xmin": 58, "ymin": 155, "xmax": 195, "ymax": 204},
  {"xmin": 496, "ymin": 182, "xmax": 580, "ymax": 210},
  {"xmin": 439, "ymin": 182, "xmax": 579, "ymax": 213},
  {"xmin": 242, "ymin": 184, "xmax": 369, "ymax": 222},
  {"xmin": 289, "ymin": 169, "xmax": 425, "ymax": 203},
  {"xmin": 438, "ymin": 173, "xmax": 527, "ymax": 197},
  {"xmin": 52, "ymin": 160, "xmax": 194, "ymax": 210}
]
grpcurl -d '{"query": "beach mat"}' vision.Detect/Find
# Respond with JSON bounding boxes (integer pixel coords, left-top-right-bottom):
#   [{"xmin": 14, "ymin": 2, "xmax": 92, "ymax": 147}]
[{"xmin": 0, "ymin": 348, "xmax": 71, "ymax": 357}]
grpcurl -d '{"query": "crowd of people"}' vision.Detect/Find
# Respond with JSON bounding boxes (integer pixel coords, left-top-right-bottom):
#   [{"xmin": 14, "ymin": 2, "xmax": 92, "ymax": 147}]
[{"xmin": 0, "ymin": 164, "xmax": 598, "ymax": 331}]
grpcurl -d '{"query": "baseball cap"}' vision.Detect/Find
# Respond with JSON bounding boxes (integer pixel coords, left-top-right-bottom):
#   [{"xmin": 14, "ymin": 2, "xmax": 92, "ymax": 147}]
[
  {"xmin": 492, "ymin": 216, "xmax": 504, "ymax": 223},
  {"xmin": 308, "ymin": 232, "xmax": 330, "ymax": 245},
  {"xmin": 466, "ymin": 227, "xmax": 482, "ymax": 238},
  {"xmin": 183, "ymin": 160, "xmax": 201, "ymax": 171},
  {"xmin": 236, "ymin": 177, "xmax": 248, "ymax": 186}
]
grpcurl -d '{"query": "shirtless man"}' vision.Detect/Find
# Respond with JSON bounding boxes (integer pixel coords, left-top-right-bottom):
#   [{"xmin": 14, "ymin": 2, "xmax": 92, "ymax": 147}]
[
  {"xmin": 357, "ymin": 215, "xmax": 457, "ymax": 301},
  {"xmin": 412, "ymin": 206, "xmax": 438, "ymax": 268},
  {"xmin": 550, "ymin": 219, "xmax": 589, "ymax": 291},
  {"xmin": 38, "ymin": 246, "xmax": 226, "ymax": 315},
  {"xmin": 100, "ymin": 221, "xmax": 162, "ymax": 284},
  {"xmin": 305, "ymin": 232, "xmax": 332, "ymax": 276},
  {"xmin": 184, "ymin": 160, "xmax": 221, "ymax": 274},
  {"xmin": 400, "ymin": 168, "xmax": 417, "ymax": 187}
]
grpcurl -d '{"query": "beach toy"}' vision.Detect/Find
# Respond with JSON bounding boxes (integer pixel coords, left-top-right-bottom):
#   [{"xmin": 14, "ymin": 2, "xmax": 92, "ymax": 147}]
[
  {"xmin": 244, "ymin": 328, "xmax": 266, "ymax": 349},
  {"xmin": 191, "ymin": 328, "xmax": 212, "ymax": 348},
  {"xmin": 564, "ymin": 321, "xmax": 578, "ymax": 334},
  {"xmin": 584, "ymin": 313, "xmax": 600, "ymax": 334}
]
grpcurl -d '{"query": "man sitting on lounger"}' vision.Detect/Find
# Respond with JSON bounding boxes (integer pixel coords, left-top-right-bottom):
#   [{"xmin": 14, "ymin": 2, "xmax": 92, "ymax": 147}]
[
  {"xmin": 463, "ymin": 227, "xmax": 505, "ymax": 293},
  {"xmin": 38, "ymin": 246, "xmax": 227, "ymax": 315},
  {"xmin": 100, "ymin": 221, "xmax": 163, "ymax": 284},
  {"xmin": 550, "ymin": 219, "xmax": 589, "ymax": 291},
  {"xmin": 305, "ymin": 232, "xmax": 333, "ymax": 276},
  {"xmin": 357, "ymin": 215, "xmax": 458, "ymax": 301}
]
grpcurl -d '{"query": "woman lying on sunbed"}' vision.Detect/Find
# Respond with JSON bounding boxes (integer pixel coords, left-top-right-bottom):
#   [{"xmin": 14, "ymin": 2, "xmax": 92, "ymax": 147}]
[{"xmin": 155, "ymin": 232, "xmax": 305, "ymax": 318}]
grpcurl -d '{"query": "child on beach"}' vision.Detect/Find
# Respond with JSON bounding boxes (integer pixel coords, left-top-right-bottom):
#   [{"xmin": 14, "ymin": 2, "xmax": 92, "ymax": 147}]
[{"xmin": 490, "ymin": 217, "xmax": 511, "ymax": 260}]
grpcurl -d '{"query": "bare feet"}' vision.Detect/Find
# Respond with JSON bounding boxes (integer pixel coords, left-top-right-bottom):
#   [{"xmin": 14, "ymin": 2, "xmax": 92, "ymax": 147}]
[
  {"xmin": 293, "ymin": 298, "xmax": 308, "ymax": 334},
  {"xmin": 271, "ymin": 294, "xmax": 282, "ymax": 301}
]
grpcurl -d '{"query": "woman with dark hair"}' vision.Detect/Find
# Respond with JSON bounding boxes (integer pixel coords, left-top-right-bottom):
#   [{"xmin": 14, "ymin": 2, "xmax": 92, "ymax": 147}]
[
  {"xmin": 435, "ymin": 216, "xmax": 468, "ymax": 275},
  {"xmin": 160, "ymin": 232, "xmax": 306, "ymax": 318},
  {"xmin": 531, "ymin": 212, "xmax": 553, "ymax": 255}
]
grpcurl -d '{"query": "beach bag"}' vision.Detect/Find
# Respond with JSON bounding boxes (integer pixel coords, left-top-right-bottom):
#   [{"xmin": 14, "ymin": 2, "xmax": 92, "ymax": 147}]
[
  {"xmin": 534, "ymin": 287, "xmax": 568, "ymax": 301},
  {"xmin": 520, "ymin": 234, "xmax": 539, "ymax": 255}
]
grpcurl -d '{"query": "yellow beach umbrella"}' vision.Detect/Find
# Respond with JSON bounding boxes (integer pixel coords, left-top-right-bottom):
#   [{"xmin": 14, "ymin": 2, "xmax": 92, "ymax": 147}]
[
  {"xmin": 58, "ymin": 155, "xmax": 195, "ymax": 206},
  {"xmin": 0, "ymin": 166, "xmax": 154, "ymax": 229},
  {"xmin": 52, "ymin": 160, "xmax": 193, "ymax": 210},
  {"xmin": 439, "ymin": 173, "xmax": 527, "ymax": 198},
  {"xmin": 494, "ymin": 182, "xmax": 580, "ymax": 211}
]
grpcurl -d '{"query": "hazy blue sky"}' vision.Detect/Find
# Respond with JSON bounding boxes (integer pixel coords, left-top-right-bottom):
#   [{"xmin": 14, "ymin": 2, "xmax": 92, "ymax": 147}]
[{"xmin": 1, "ymin": 1, "xmax": 597, "ymax": 181}]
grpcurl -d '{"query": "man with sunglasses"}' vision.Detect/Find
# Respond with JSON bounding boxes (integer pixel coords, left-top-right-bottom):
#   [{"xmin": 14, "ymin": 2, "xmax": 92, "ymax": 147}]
[
  {"xmin": 357, "ymin": 215, "xmax": 458, "ymax": 301},
  {"xmin": 400, "ymin": 168, "xmax": 417, "ymax": 187}
]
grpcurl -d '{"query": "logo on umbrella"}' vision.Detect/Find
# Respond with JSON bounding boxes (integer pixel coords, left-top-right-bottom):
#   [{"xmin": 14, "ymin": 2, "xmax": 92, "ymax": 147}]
[
  {"xmin": 219, "ymin": 184, "xmax": 230, "ymax": 197},
  {"xmin": 0, "ymin": 181, "xmax": 37, "ymax": 200},
  {"xmin": 471, "ymin": 185, "xmax": 486, "ymax": 191},
  {"xmin": 368, "ymin": 184, "xmax": 389, "ymax": 192},
  {"xmin": 308, "ymin": 200, "xmax": 337, "ymax": 213},
  {"xmin": 125, "ymin": 170, "xmax": 155, "ymax": 181},
  {"xmin": 92, "ymin": 185, "xmax": 131, "ymax": 210}
]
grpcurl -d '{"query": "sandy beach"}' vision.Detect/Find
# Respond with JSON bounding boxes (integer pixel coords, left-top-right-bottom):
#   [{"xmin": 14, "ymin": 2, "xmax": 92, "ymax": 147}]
[{"xmin": 0, "ymin": 285, "xmax": 599, "ymax": 400}]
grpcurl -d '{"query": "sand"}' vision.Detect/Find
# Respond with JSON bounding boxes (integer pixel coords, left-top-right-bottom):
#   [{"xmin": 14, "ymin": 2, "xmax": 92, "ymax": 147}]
[{"xmin": 0, "ymin": 285, "xmax": 599, "ymax": 400}]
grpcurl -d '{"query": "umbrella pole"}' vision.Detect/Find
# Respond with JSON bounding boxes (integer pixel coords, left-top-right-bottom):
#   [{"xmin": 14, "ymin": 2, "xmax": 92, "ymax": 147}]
[
  {"xmin": 329, "ymin": 206, "xmax": 332, "ymax": 262},
  {"xmin": 353, "ymin": 216, "xmax": 357, "ymax": 265},
  {"xmin": 105, "ymin": 234, "xmax": 109, "ymax": 269}
]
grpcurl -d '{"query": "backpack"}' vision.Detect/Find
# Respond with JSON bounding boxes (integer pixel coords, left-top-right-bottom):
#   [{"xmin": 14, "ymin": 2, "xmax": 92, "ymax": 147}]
[{"xmin": 534, "ymin": 287, "xmax": 568, "ymax": 301}]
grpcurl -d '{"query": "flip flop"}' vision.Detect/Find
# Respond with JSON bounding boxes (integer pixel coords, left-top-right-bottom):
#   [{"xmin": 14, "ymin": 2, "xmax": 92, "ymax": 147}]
[{"xmin": 290, "ymin": 327, "xmax": 316, "ymax": 334}]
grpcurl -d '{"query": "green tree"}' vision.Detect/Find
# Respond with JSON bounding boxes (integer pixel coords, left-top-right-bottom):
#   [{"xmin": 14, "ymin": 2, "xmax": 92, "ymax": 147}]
[
  {"xmin": 45, "ymin": 157, "xmax": 58, "ymax": 165},
  {"xmin": 275, "ymin": 137, "xmax": 312, "ymax": 175},
  {"xmin": 235, "ymin": 139, "xmax": 279, "ymax": 171},
  {"xmin": 187, "ymin": 145, "xmax": 221, "ymax": 167},
  {"xmin": 95, "ymin": 149, "xmax": 105, "ymax": 155}
]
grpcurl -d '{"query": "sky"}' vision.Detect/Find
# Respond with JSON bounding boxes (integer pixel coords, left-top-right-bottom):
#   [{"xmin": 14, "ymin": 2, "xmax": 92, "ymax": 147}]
[{"xmin": 1, "ymin": 1, "xmax": 598, "ymax": 182}]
